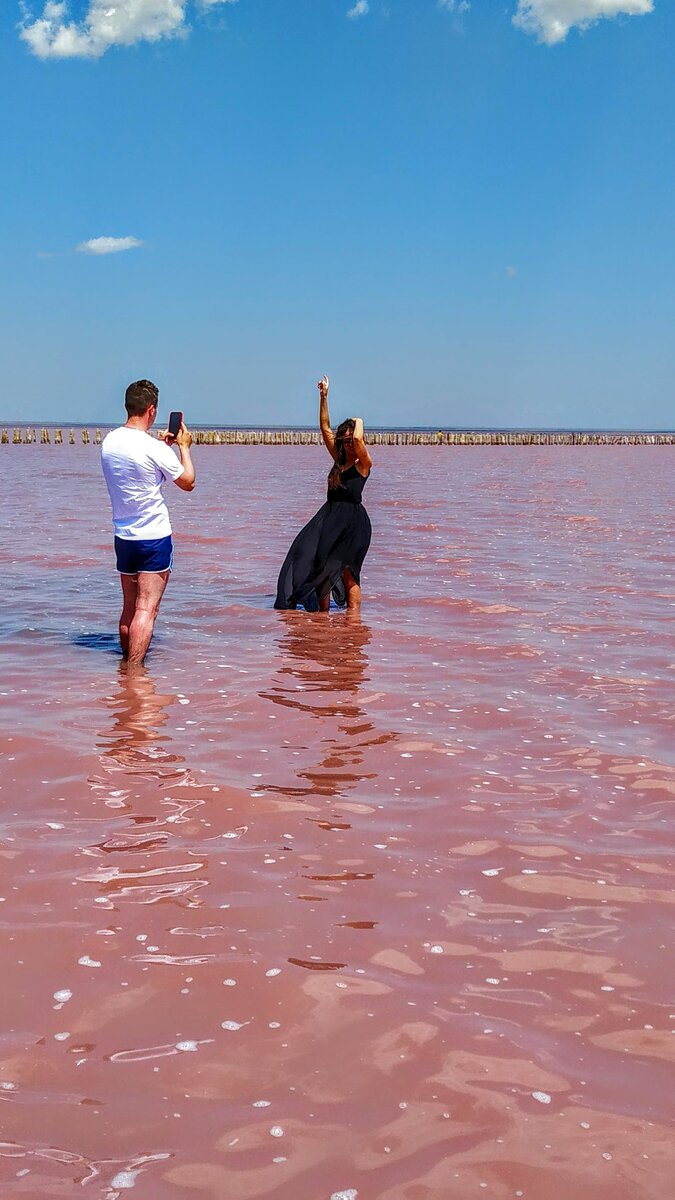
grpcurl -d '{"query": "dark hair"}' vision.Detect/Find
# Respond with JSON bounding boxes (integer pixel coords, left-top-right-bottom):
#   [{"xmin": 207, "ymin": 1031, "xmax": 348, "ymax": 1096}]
[
  {"xmin": 327, "ymin": 418, "xmax": 356, "ymax": 491},
  {"xmin": 125, "ymin": 379, "xmax": 159, "ymax": 418}
]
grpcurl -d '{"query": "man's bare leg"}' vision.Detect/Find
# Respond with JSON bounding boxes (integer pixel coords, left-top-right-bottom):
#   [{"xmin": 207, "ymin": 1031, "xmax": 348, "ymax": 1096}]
[
  {"xmin": 119, "ymin": 574, "xmax": 138, "ymax": 659},
  {"xmin": 127, "ymin": 570, "xmax": 170, "ymax": 668},
  {"xmin": 319, "ymin": 591, "xmax": 331, "ymax": 613},
  {"xmin": 343, "ymin": 567, "xmax": 361, "ymax": 610}
]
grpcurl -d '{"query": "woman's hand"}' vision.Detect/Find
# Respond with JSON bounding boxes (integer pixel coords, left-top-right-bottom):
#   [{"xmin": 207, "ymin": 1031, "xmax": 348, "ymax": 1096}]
[
  {"xmin": 352, "ymin": 417, "xmax": 364, "ymax": 441},
  {"xmin": 318, "ymin": 375, "xmax": 329, "ymax": 399}
]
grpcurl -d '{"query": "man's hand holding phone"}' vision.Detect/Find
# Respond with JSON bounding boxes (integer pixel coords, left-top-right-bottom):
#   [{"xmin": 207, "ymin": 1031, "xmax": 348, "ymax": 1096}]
[
  {"xmin": 164, "ymin": 412, "xmax": 196, "ymax": 491},
  {"xmin": 163, "ymin": 411, "xmax": 192, "ymax": 450},
  {"xmin": 168, "ymin": 410, "xmax": 183, "ymax": 440},
  {"xmin": 174, "ymin": 422, "xmax": 192, "ymax": 449}
]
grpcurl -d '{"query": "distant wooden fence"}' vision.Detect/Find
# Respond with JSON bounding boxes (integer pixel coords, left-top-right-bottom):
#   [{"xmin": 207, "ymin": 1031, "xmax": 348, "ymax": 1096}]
[{"xmin": 1, "ymin": 427, "xmax": 674, "ymax": 446}]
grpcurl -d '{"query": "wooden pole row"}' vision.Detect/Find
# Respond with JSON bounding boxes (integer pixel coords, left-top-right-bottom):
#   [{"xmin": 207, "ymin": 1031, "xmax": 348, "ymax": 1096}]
[
  {"xmin": 2, "ymin": 428, "xmax": 97, "ymax": 444},
  {"xmin": 1, "ymin": 427, "xmax": 674, "ymax": 446}
]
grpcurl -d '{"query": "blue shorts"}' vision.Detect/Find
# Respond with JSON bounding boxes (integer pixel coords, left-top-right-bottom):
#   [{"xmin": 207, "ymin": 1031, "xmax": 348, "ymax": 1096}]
[{"xmin": 115, "ymin": 535, "xmax": 173, "ymax": 575}]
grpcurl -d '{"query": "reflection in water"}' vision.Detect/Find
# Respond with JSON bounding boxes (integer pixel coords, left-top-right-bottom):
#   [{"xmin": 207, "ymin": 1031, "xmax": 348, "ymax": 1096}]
[
  {"xmin": 88, "ymin": 665, "xmax": 205, "ymax": 870},
  {"xmin": 260, "ymin": 612, "xmax": 383, "ymax": 801},
  {"xmin": 266, "ymin": 610, "xmax": 372, "ymax": 719},
  {"xmin": 0, "ymin": 1146, "xmax": 172, "ymax": 1193},
  {"xmin": 97, "ymin": 666, "xmax": 183, "ymax": 777}
]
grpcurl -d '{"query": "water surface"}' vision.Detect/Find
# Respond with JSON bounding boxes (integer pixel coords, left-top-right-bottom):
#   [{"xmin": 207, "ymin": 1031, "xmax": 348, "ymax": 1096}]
[{"xmin": 0, "ymin": 445, "xmax": 674, "ymax": 1199}]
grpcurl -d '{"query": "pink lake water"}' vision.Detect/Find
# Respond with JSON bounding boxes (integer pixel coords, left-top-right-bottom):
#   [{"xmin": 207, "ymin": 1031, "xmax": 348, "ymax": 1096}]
[{"xmin": 0, "ymin": 444, "xmax": 674, "ymax": 1200}]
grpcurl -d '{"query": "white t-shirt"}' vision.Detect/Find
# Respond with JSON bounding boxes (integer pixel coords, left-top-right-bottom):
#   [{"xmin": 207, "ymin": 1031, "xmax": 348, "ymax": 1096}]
[{"xmin": 101, "ymin": 426, "xmax": 184, "ymax": 541}]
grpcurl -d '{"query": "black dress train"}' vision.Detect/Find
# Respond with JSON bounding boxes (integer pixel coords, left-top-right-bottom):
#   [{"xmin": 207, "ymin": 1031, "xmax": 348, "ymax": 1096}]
[{"xmin": 274, "ymin": 464, "xmax": 372, "ymax": 611}]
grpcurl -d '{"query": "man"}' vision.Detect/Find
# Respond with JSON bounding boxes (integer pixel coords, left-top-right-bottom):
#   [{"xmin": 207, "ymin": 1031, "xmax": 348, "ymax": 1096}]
[{"xmin": 101, "ymin": 379, "xmax": 195, "ymax": 667}]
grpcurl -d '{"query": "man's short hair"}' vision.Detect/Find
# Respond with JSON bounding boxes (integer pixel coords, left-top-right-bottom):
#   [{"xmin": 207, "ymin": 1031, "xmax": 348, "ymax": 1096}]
[{"xmin": 125, "ymin": 379, "xmax": 159, "ymax": 417}]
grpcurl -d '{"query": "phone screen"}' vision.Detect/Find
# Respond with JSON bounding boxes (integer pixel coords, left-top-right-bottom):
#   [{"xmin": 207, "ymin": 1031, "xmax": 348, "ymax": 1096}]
[{"xmin": 168, "ymin": 411, "xmax": 182, "ymax": 438}]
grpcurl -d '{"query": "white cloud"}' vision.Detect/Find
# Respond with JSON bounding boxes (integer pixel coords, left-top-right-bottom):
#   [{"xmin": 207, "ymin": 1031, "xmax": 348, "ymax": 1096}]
[
  {"xmin": 506, "ymin": 265, "xmax": 517, "ymax": 278},
  {"xmin": 513, "ymin": 0, "xmax": 653, "ymax": 44},
  {"xmin": 19, "ymin": 0, "xmax": 655, "ymax": 58},
  {"xmin": 20, "ymin": 0, "xmax": 237, "ymax": 60},
  {"xmin": 77, "ymin": 236, "xmax": 144, "ymax": 255}
]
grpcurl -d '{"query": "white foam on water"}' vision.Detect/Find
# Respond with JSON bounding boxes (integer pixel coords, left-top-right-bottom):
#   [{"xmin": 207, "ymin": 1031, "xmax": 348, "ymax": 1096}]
[{"xmin": 110, "ymin": 1170, "xmax": 140, "ymax": 1188}]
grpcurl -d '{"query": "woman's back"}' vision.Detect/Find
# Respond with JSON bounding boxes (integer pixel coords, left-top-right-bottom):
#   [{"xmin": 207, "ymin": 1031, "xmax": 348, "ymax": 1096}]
[{"xmin": 327, "ymin": 463, "xmax": 369, "ymax": 504}]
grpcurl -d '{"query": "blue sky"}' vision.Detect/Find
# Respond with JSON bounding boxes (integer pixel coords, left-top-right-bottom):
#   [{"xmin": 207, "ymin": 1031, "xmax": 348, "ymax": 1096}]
[{"xmin": 0, "ymin": 0, "xmax": 672, "ymax": 428}]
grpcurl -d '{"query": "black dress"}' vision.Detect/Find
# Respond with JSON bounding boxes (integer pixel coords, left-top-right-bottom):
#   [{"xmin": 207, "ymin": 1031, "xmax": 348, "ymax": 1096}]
[{"xmin": 274, "ymin": 464, "xmax": 372, "ymax": 611}]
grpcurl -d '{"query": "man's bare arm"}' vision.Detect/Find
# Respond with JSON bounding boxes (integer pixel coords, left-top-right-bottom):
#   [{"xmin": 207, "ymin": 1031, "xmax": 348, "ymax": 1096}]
[{"xmin": 172, "ymin": 423, "xmax": 195, "ymax": 491}]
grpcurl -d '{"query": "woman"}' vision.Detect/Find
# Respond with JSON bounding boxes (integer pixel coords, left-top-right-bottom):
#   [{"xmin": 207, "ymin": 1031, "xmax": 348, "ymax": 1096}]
[{"xmin": 274, "ymin": 376, "xmax": 373, "ymax": 612}]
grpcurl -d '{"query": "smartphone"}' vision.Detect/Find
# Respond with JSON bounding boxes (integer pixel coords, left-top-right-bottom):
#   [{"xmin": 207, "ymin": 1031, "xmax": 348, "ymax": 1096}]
[{"xmin": 168, "ymin": 411, "xmax": 183, "ymax": 439}]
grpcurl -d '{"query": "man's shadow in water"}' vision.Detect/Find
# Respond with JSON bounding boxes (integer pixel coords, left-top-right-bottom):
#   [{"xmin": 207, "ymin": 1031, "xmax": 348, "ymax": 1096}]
[{"xmin": 72, "ymin": 632, "xmax": 122, "ymax": 655}]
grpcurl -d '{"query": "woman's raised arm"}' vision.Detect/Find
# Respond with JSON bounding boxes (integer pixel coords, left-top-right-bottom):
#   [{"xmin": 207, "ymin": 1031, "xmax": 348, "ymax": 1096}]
[
  {"xmin": 352, "ymin": 416, "xmax": 373, "ymax": 474},
  {"xmin": 318, "ymin": 375, "xmax": 336, "ymax": 458}
]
